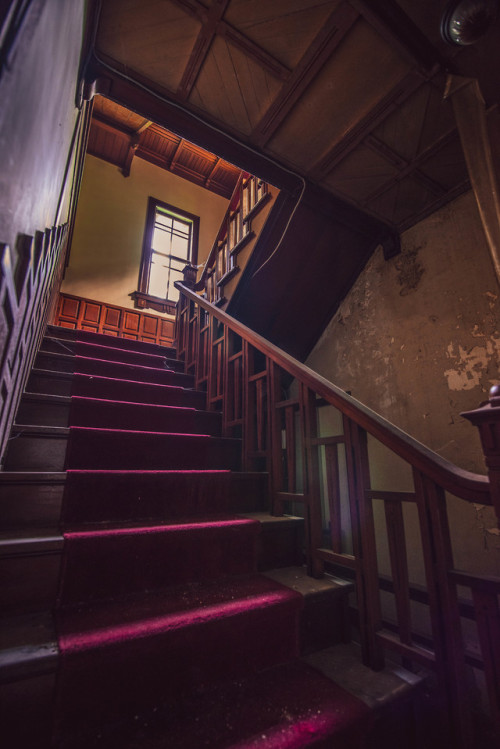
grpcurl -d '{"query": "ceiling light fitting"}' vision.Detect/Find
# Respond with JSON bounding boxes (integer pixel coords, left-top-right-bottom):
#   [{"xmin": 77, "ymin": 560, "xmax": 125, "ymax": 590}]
[{"xmin": 441, "ymin": 0, "xmax": 497, "ymax": 46}]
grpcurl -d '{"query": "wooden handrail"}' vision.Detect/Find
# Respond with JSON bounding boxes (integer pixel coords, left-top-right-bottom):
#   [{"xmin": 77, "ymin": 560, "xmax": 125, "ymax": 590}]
[
  {"xmin": 176, "ymin": 282, "xmax": 489, "ymax": 504},
  {"xmin": 174, "ymin": 280, "xmax": 499, "ymax": 747}
]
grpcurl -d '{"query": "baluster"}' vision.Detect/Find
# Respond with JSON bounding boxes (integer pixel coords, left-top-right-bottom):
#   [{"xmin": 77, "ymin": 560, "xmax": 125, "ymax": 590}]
[
  {"xmin": 383, "ymin": 500, "xmax": 412, "ymax": 648},
  {"xmin": 270, "ymin": 361, "xmax": 285, "ymax": 515},
  {"xmin": 413, "ymin": 469, "xmax": 473, "ymax": 748},
  {"xmin": 325, "ymin": 443, "xmax": 341, "ymax": 553},
  {"xmin": 285, "ymin": 405, "xmax": 296, "ymax": 493},
  {"xmin": 343, "ymin": 416, "xmax": 384, "ymax": 670},
  {"xmin": 300, "ymin": 383, "xmax": 324, "ymax": 578}
]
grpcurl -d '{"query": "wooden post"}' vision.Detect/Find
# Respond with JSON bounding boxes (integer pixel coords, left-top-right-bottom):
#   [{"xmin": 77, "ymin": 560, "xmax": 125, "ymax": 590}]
[
  {"xmin": 181, "ymin": 263, "xmax": 197, "ymax": 288},
  {"xmin": 462, "ymin": 385, "xmax": 500, "ymax": 525}
]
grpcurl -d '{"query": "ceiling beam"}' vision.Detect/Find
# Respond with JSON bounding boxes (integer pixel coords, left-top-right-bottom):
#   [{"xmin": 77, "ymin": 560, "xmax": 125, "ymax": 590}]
[
  {"xmin": 217, "ymin": 23, "xmax": 290, "ymax": 82},
  {"xmin": 348, "ymin": 0, "xmax": 444, "ymax": 72},
  {"xmin": 177, "ymin": 0, "xmax": 230, "ymax": 100},
  {"xmin": 309, "ymin": 70, "xmax": 425, "ymax": 181},
  {"xmin": 170, "ymin": 0, "xmax": 290, "ymax": 84},
  {"xmin": 250, "ymin": 3, "xmax": 359, "ymax": 148}
]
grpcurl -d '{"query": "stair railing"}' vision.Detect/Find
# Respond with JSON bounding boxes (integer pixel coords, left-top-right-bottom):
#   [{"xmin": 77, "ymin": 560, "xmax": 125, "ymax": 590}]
[
  {"xmin": 194, "ymin": 174, "xmax": 270, "ymax": 305},
  {"xmin": 174, "ymin": 279, "xmax": 499, "ymax": 749}
]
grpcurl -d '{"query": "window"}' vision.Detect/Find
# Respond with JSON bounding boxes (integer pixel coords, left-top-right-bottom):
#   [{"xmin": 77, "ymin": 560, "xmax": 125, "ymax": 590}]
[{"xmin": 133, "ymin": 198, "xmax": 199, "ymax": 312}]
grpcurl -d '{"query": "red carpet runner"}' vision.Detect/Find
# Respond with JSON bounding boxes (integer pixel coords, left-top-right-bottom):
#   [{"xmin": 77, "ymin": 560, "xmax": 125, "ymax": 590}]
[{"xmin": 52, "ymin": 330, "xmax": 372, "ymax": 747}]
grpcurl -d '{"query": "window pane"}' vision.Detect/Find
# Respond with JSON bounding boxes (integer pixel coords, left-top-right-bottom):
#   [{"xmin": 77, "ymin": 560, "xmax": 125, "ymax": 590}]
[
  {"xmin": 152, "ymin": 227, "xmax": 172, "ymax": 254},
  {"xmin": 171, "ymin": 232, "xmax": 189, "ymax": 258},
  {"xmin": 149, "ymin": 257, "xmax": 169, "ymax": 297}
]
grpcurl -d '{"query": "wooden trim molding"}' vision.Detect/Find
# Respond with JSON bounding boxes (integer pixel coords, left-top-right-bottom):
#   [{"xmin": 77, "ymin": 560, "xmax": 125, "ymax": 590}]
[
  {"xmin": 129, "ymin": 290, "xmax": 176, "ymax": 315},
  {"xmin": 53, "ymin": 292, "xmax": 175, "ymax": 347}
]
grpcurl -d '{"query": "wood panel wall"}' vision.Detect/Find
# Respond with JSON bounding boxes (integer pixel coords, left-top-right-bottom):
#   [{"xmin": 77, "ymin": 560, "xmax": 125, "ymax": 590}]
[{"xmin": 53, "ymin": 293, "xmax": 175, "ymax": 348}]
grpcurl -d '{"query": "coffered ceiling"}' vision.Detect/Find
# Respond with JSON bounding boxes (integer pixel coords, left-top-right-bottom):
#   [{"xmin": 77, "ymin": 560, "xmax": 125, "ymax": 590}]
[{"xmin": 91, "ymin": 0, "xmax": 500, "ymax": 232}]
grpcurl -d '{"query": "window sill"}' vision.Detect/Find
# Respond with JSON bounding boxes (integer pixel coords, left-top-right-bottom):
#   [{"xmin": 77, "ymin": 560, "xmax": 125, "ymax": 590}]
[{"xmin": 130, "ymin": 291, "xmax": 176, "ymax": 315}]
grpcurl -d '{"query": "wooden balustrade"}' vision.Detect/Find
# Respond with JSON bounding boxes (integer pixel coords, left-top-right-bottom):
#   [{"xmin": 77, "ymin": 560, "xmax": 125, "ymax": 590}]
[
  {"xmin": 175, "ymin": 279, "xmax": 499, "ymax": 748},
  {"xmin": 195, "ymin": 174, "xmax": 271, "ymax": 305}
]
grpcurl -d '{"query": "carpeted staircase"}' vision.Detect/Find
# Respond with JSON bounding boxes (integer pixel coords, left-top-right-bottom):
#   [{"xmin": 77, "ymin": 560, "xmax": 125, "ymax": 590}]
[{"xmin": 0, "ymin": 326, "xmax": 420, "ymax": 748}]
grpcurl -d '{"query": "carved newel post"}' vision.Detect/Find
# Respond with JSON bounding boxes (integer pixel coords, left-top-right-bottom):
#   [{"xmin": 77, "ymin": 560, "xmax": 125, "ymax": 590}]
[
  {"xmin": 181, "ymin": 263, "xmax": 197, "ymax": 289},
  {"xmin": 462, "ymin": 385, "xmax": 500, "ymax": 526}
]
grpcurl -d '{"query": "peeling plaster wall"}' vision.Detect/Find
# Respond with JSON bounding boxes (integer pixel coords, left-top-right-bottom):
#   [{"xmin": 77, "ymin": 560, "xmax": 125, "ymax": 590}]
[{"xmin": 307, "ymin": 190, "xmax": 500, "ymax": 570}]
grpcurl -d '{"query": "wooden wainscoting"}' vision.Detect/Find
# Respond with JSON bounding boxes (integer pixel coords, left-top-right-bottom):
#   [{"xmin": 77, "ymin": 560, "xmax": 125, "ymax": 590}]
[{"xmin": 53, "ymin": 293, "xmax": 175, "ymax": 347}]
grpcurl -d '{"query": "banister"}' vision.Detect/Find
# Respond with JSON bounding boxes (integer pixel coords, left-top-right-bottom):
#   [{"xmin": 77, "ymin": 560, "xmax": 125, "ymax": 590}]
[
  {"xmin": 194, "ymin": 172, "xmax": 245, "ymax": 291},
  {"xmin": 175, "ymin": 281, "xmax": 490, "ymax": 504}
]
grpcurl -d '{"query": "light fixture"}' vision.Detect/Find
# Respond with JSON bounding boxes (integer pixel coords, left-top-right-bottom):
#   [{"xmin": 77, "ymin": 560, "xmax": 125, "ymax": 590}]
[{"xmin": 441, "ymin": 0, "xmax": 497, "ymax": 46}]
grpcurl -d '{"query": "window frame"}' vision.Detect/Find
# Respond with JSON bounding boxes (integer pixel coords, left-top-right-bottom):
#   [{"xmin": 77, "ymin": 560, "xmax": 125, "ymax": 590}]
[{"xmin": 136, "ymin": 197, "xmax": 200, "ymax": 308}]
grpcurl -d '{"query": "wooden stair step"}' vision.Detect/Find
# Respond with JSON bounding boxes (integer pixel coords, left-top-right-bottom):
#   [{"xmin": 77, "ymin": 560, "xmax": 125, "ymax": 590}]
[
  {"xmin": 65, "ymin": 427, "xmax": 242, "ymax": 471},
  {"xmin": 35, "ymin": 350, "xmax": 194, "ymax": 387},
  {"xmin": 0, "ymin": 531, "xmax": 63, "ymax": 615},
  {"xmin": 41, "ymin": 336, "xmax": 183, "ymax": 371},
  {"xmin": 45, "ymin": 325, "xmax": 176, "ymax": 358},
  {"xmin": 63, "ymin": 470, "xmax": 269, "ymax": 525},
  {"xmin": 264, "ymin": 566, "xmax": 354, "ymax": 654},
  {"xmin": 0, "ymin": 471, "xmax": 66, "ymax": 529}
]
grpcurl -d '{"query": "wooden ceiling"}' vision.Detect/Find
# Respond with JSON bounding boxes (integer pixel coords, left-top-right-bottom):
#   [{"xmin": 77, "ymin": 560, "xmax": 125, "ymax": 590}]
[
  {"xmin": 90, "ymin": 0, "xmax": 500, "ymax": 233},
  {"xmin": 87, "ymin": 96, "xmax": 242, "ymax": 198}
]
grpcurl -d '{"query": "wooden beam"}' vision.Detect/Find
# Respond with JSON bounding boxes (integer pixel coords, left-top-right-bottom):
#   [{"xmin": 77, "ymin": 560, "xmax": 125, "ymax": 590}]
[
  {"xmin": 250, "ymin": 3, "xmax": 359, "ymax": 148},
  {"xmin": 121, "ymin": 133, "xmax": 140, "ymax": 177},
  {"xmin": 168, "ymin": 137, "xmax": 185, "ymax": 170},
  {"xmin": 177, "ymin": 0, "xmax": 231, "ymax": 100},
  {"xmin": 170, "ymin": 0, "xmax": 290, "ymax": 82},
  {"xmin": 309, "ymin": 70, "xmax": 425, "ymax": 180},
  {"xmin": 92, "ymin": 114, "xmax": 133, "ymax": 139},
  {"xmin": 89, "ymin": 64, "xmax": 302, "ymax": 192},
  {"xmin": 205, "ymin": 156, "xmax": 221, "ymax": 188},
  {"xmin": 218, "ymin": 24, "xmax": 290, "ymax": 82},
  {"xmin": 348, "ymin": 0, "xmax": 444, "ymax": 72}
]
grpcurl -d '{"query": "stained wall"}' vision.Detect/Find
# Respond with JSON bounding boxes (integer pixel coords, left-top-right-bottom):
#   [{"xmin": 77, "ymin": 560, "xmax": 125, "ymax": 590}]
[{"xmin": 307, "ymin": 189, "xmax": 500, "ymax": 568}]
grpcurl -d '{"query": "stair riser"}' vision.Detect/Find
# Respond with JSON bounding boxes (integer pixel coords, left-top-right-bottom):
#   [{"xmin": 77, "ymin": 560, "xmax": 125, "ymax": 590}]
[
  {"xmin": 69, "ymin": 398, "xmax": 222, "ymax": 435},
  {"xmin": 16, "ymin": 399, "xmax": 70, "ymax": 427},
  {"xmin": 4, "ymin": 433, "xmax": 68, "ymax": 471},
  {"xmin": 1, "ymin": 673, "xmax": 56, "ymax": 749},
  {"xmin": 27, "ymin": 370, "xmax": 73, "ymax": 397},
  {"xmin": 66, "ymin": 431, "xmax": 242, "ymax": 471},
  {"xmin": 55, "ymin": 600, "xmax": 301, "ymax": 736},
  {"xmin": 0, "ymin": 478, "xmax": 64, "ymax": 529},
  {"xmin": 63, "ymin": 471, "xmax": 269, "ymax": 525},
  {"xmin": 36, "ymin": 352, "xmax": 194, "ymax": 387},
  {"xmin": 45, "ymin": 325, "xmax": 176, "ymax": 358},
  {"xmin": 258, "ymin": 522, "xmax": 304, "ymax": 571},
  {"xmin": 59, "ymin": 523, "xmax": 260, "ymax": 605},
  {"xmin": 16, "ymin": 397, "xmax": 222, "ymax": 435},
  {"xmin": 0, "ymin": 552, "xmax": 62, "ymax": 615},
  {"xmin": 41, "ymin": 337, "xmax": 183, "ymax": 371},
  {"xmin": 72, "ymin": 373, "xmax": 206, "ymax": 408}
]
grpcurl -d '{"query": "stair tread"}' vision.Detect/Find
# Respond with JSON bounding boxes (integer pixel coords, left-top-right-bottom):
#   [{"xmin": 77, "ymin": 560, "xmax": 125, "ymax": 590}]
[
  {"xmin": 264, "ymin": 566, "xmax": 355, "ymax": 598},
  {"xmin": 57, "ymin": 575, "xmax": 302, "ymax": 650},
  {"xmin": 304, "ymin": 643, "xmax": 423, "ymax": 711},
  {"xmin": 59, "ymin": 658, "xmax": 372, "ymax": 749},
  {"xmin": 64, "ymin": 516, "xmax": 260, "ymax": 537}
]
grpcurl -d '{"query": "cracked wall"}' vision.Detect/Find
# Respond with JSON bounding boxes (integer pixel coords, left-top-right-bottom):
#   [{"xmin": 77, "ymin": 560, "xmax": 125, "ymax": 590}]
[{"xmin": 307, "ymin": 190, "xmax": 500, "ymax": 574}]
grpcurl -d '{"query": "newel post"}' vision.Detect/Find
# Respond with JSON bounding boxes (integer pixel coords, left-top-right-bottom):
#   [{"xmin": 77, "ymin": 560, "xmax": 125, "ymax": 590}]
[
  {"xmin": 462, "ymin": 385, "xmax": 500, "ymax": 525},
  {"xmin": 174, "ymin": 264, "xmax": 197, "ymax": 356},
  {"xmin": 181, "ymin": 263, "xmax": 197, "ymax": 289}
]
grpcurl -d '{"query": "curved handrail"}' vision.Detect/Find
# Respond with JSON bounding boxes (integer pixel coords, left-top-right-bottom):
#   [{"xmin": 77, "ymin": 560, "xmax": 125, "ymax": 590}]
[{"xmin": 176, "ymin": 282, "xmax": 490, "ymax": 504}]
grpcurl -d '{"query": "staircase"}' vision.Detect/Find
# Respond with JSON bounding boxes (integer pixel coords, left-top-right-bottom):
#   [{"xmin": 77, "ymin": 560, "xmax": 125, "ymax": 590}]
[{"xmin": 1, "ymin": 326, "xmax": 423, "ymax": 748}]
